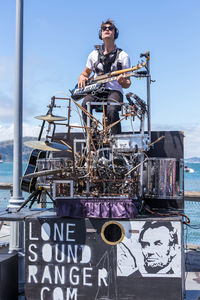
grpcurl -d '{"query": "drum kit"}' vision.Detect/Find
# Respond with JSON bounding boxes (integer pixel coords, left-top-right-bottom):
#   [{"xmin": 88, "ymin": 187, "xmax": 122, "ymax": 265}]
[{"xmin": 19, "ymin": 109, "xmax": 71, "ymax": 207}]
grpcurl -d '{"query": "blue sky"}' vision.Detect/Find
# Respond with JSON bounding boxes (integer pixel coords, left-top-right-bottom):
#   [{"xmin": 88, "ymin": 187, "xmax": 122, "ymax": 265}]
[{"xmin": 0, "ymin": 0, "xmax": 200, "ymax": 157}]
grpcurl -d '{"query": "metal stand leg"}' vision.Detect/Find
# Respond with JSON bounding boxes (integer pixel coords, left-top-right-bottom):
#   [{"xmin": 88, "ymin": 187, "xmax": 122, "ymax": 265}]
[
  {"xmin": 17, "ymin": 187, "xmax": 56, "ymax": 211},
  {"xmin": 17, "ymin": 189, "xmax": 41, "ymax": 212}
]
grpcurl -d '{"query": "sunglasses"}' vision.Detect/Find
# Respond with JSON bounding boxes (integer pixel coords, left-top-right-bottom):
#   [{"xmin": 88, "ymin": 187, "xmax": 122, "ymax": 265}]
[{"xmin": 102, "ymin": 25, "xmax": 114, "ymax": 31}]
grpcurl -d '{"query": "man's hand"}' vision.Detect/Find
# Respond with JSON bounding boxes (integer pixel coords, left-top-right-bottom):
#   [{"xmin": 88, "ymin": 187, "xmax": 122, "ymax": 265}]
[
  {"xmin": 117, "ymin": 242, "xmax": 137, "ymax": 276},
  {"xmin": 117, "ymin": 74, "xmax": 131, "ymax": 89},
  {"xmin": 78, "ymin": 74, "xmax": 88, "ymax": 88},
  {"xmin": 78, "ymin": 67, "xmax": 92, "ymax": 88}
]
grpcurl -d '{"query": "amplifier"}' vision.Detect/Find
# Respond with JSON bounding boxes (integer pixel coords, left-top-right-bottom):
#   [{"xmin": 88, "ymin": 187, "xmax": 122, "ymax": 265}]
[{"xmin": 0, "ymin": 253, "xmax": 18, "ymax": 300}]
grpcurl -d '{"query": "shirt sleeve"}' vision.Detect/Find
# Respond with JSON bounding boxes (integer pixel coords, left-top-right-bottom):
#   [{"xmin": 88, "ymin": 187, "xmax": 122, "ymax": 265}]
[
  {"xmin": 121, "ymin": 52, "xmax": 131, "ymax": 69},
  {"xmin": 86, "ymin": 50, "xmax": 97, "ymax": 70}
]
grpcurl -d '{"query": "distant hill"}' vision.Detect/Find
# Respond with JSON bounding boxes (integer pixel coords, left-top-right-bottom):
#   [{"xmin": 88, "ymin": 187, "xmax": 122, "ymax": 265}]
[
  {"xmin": 0, "ymin": 137, "xmax": 38, "ymax": 162},
  {"xmin": 1, "ymin": 137, "xmax": 200, "ymax": 163},
  {"xmin": 185, "ymin": 157, "xmax": 200, "ymax": 163}
]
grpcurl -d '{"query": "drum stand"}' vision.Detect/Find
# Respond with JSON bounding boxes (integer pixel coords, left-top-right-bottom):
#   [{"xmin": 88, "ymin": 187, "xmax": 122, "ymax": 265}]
[{"xmin": 17, "ymin": 186, "xmax": 55, "ymax": 212}]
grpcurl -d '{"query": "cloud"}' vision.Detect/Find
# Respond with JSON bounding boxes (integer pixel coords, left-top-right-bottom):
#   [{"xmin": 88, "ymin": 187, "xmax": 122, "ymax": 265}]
[
  {"xmin": 0, "ymin": 121, "xmax": 199, "ymax": 158},
  {"xmin": 0, "ymin": 123, "xmax": 40, "ymax": 142},
  {"xmin": 23, "ymin": 122, "xmax": 41, "ymax": 138},
  {"xmin": 0, "ymin": 91, "xmax": 14, "ymax": 117},
  {"xmin": 0, "ymin": 56, "xmax": 14, "ymax": 82},
  {"xmin": 0, "ymin": 54, "xmax": 65, "ymax": 124},
  {"xmin": 183, "ymin": 125, "xmax": 200, "ymax": 158},
  {"xmin": 0, "ymin": 55, "xmax": 15, "ymax": 122},
  {"xmin": 0, "ymin": 121, "xmax": 83, "ymax": 142}
]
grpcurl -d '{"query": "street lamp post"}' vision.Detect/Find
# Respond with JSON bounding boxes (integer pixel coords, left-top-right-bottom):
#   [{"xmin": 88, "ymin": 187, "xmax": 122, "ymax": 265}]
[{"xmin": 8, "ymin": 0, "xmax": 25, "ymax": 294}]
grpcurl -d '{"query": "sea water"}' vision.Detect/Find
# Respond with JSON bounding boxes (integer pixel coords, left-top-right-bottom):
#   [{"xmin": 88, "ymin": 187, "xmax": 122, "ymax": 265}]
[
  {"xmin": 0, "ymin": 162, "xmax": 200, "ymax": 245},
  {"xmin": 184, "ymin": 163, "xmax": 200, "ymax": 191},
  {"xmin": 0, "ymin": 162, "xmax": 28, "ymax": 207}
]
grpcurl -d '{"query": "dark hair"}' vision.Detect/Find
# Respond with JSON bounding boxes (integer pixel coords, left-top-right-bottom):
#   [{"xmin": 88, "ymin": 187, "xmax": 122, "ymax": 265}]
[
  {"xmin": 99, "ymin": 18, "xmax": 119, "ymax": 40},
  {"xmin": 138, "ymin": 221, "xmax": 178, "ymax": 247}
]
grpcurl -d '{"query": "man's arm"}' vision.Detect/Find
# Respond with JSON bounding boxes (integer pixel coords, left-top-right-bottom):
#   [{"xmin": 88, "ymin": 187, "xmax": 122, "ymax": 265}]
[
  {"xmin": 117, "ymin": 52, "xmax": 131, "ymax": 89},
  {"xmin": 78, "ymin": 67, "xmax": 92, "ymax": 88}
]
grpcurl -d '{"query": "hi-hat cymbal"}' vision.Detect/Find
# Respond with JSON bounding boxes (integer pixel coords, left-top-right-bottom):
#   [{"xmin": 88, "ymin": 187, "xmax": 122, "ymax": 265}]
[
  {"xmin": 24, "ymin": 140, "xmax": 69, "ymax": 151},
  {"xmin": 34, "ymin": 114, "xmax": 67, "ymax": 122},
  {"xmin": 23, "ymin": 168, "xmax": 64, "ymax": 179}
]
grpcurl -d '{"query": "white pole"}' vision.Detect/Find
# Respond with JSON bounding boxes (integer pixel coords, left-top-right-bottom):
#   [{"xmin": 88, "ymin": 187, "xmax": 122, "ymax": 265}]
[
  {"xmin": 8, "ymin": 0, "xmax": 24, "ymax": 211},
  {"xmin": 8, "ymin": 0, "xmax": 25, "ymax": 295}
]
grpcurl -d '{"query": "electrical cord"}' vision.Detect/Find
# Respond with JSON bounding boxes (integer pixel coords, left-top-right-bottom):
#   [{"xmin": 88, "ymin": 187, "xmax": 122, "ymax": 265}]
[{"xmin": 143, "ymin": 206, "xmax": 190, "ymax": 225}]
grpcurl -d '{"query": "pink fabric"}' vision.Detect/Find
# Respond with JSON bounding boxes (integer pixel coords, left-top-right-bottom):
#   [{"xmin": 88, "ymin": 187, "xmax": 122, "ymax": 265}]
[{"xmin": 56, "ymin": 198, "xmax": 139, "ymax": 218}]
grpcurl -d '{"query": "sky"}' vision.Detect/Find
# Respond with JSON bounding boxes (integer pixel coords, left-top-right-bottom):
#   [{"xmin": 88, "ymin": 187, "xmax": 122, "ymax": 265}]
[{"xmin": 0, "ymin": 0, "xmax": 200, "ymax": 158}]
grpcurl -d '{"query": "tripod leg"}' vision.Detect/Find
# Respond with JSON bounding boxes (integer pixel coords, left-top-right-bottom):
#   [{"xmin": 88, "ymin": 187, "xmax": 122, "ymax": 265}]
[
  {"xmin": 29, "ymin": 190, "xmax": 41, "ymax": 209},
  {"xmin": 37, "ymin": 190, "xmax": 43, "ymax": 205},
  {"xmin": 46, "ymin": 190, "xmax": 56, "ymax": 206},
  {"xmin": 17, "ymin": 190, "xmax": 39, "ymax": 212},
  {"xmin": 37, "ymin": 189, "xmax": 47, "ymax": 207}
]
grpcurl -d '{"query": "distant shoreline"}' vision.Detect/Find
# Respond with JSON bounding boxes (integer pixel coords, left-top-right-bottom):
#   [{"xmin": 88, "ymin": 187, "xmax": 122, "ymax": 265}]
[
  {"xmin": 1, "ymin": 160, "xmax": 200, "ymax": 164},
  {"xmin": 0, "ymin": 182, "xmax": 199, "ymax": 199}
]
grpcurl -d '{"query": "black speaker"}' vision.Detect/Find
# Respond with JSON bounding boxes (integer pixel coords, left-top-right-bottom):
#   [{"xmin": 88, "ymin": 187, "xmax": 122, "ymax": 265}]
[
  {"xmin": 145, "ymin": 131, "xmax": 184, "ymax": 210},
  {"xmin": 0, "ymin": 253, "xmax": 18, "ymax": 300}
]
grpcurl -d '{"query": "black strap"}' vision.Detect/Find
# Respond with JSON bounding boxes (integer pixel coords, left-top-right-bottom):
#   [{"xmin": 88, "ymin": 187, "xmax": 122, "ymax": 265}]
[
  {"xmin": 112, "ymin": 48, "xmax": 123, "ymax": 71},
  {"xmin": 94, "ymin": 45, "xmax": 122, "ymax": 75}
]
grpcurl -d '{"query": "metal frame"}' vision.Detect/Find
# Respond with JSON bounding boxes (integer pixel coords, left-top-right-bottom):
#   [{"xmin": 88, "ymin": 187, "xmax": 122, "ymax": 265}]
[{"xmin": 53, "ymin": 180, "xmax": 74, "ymax": 199}]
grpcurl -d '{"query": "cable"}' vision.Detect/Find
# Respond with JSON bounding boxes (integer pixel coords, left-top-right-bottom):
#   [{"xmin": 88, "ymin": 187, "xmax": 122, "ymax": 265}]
[
  {"xmin": 143, "ymin": 206, "xmax": 190, "ymax": 225},
  {"xmin": 185, "ymin": 224, "xmax": 200, "ymax": 229}
]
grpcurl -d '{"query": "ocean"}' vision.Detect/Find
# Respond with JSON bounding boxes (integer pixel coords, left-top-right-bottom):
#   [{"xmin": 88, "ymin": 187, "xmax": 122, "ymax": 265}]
[
  {"xmin": 0, "ymin": 162, "xmax": 28, "ymax": 207},
  {"xmin": 184, "ymin": 163, "xmax": 200, "ymax": 192},
  {"xmin": 0, "ymin": 162, "xmax": 200, "ymax": 245}
]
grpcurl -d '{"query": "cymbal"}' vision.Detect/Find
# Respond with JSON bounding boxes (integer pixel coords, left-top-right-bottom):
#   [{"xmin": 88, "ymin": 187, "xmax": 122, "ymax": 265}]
[
  {"xmin": 24, "ymin": 140, "xmax": 69, "ymax": 151},
  {"xmin": 23, "ymin": 168, "xmax": 64, "ymax": 179},
  {"xmin": 34, "ymin": 114, "xmax": 67, "ymax": 122}
]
